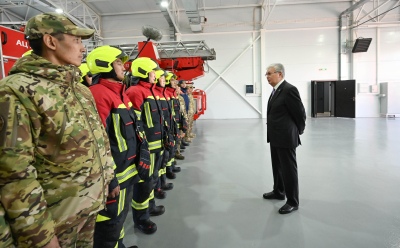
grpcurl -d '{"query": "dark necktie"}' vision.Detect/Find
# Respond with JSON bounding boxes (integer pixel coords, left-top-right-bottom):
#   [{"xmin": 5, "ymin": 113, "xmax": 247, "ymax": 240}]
[{"xmin": 272, "ymin": 88, "xmax": 276, "ymax": 96}]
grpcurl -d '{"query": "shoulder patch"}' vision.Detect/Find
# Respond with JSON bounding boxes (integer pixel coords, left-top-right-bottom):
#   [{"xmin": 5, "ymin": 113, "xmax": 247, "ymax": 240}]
[{"xmin": 0, "ymin": 102, "xmax": 10, "ymax": 147}]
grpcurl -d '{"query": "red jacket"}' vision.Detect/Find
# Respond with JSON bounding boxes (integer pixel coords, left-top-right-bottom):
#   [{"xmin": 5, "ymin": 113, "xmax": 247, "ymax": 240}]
[
  {"xmin": 126, "ymin": 81, "xmax": 164, "ymax": 153},
  {"xmin": 90, "ymin": 78, "xmax": 140, "ymax": 188}
]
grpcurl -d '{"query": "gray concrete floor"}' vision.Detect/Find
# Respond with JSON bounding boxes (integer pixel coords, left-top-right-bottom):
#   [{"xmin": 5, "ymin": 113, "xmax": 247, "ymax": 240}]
[{"xmin": 124, "ymin": 118, "xmax": 400, "ymax": 248}]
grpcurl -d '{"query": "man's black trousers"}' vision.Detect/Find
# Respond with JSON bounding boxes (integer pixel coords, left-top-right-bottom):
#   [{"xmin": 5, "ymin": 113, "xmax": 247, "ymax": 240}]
[{"xmin": 270, "ymin": 144, "xmax": 299, "ymax": 207}]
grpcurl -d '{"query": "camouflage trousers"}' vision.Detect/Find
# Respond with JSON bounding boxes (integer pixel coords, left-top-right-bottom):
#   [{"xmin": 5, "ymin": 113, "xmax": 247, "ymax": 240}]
[
  {"xmin": 57, "ymin": 212, "xmax": 97, "ymax": 247},
  {"xmin": 187, "ymin": 113, "xmax": 194, "ymax": 137}
]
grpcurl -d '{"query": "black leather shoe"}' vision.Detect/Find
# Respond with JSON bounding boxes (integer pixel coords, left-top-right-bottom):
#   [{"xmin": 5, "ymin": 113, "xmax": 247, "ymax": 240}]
[
  {"xmin": 166, "ymin": 171, "xmax": 176, "ymax": 179},
  {"xmin": 180, "ymin": 145, "xmax": 186, "ymax": 150},
  {"xmin": 149, "ymin": 205, "xmax": 165, "ymax": 216},
  {"xmin": 180, "ymin": 149, "xmax": 185, "ymax": 153},
  {"xmin": 279, "ymin": 204, "xmax": 298, "ymax": 214},
  {"xmin": 135, "ymin": 219, "xmax": 157, "ymax": 234},
  {"xmin": 128, "ymin": 246, "xmax": 138, "ymax": 248},
  {"xmin": 263, "ymin": 192, "xmax": 285, "ymax": 200},
  {"xmin": 182, "ymin": 140, "xmax": 190, "ymax": 146},
  {"xmin": 172, "ymin": 167, "xmax": 181, "ymax": 173},
  {"xmin": 161, "ymin": 183, "xmax": 173, "ymax": 191},
  {"xmin": 154, "ymin": 189, "xmax": 166, "ymax": 199}
]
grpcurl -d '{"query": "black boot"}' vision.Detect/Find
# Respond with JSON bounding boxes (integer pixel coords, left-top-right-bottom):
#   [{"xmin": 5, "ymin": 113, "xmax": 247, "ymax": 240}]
[
  {"xmin": 172, "ymin": 167, "xmax": 181, "ymax": 173},
  {"xmin": 154, "ymin": 188, "xmax": 167, "ymax": 199},
  {"xmin": 180, "ymin": 144, "xmax": 186, "ymax": 150},
  {"xmin": 149, "ymin": 205, "xmax": 165, "ymax": 216},
  {"xmin": 166, "ymin": 171, "xmax": 176, "ymax": 179},
  {"xmin": 161, "ymin": 182, "xmax": 174, "ymax": 191},
  {"xmin": 135, "ymin": 219, "xmax": 157, "ymax": 234},
  {"xmin": 182, "ymin": 140, "xmax": 190, "ymax": 146}
]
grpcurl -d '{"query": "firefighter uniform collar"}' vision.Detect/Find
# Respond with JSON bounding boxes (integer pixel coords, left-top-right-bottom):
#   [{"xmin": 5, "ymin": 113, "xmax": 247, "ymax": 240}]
[
  {"xmin": 138, "ymin": 80, "xmax": 154, "ymax": 89},
  {"xmin": 98, "ymin": 78, "xmax": 125, "ymax": 95}
]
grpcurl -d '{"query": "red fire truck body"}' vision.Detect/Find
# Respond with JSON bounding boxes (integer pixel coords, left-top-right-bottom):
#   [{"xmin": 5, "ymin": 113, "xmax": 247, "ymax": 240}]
[{"xmin": 0, "ymin": 26, "xmax": 31, "ymax": 79}]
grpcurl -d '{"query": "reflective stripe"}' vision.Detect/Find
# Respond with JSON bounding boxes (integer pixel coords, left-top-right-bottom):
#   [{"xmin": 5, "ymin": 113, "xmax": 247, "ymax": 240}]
[
  {"xmin": 148, "ymin": 140, "xmax": 162, "ymax": 151},
  {"xmin": 166, "ymin": 159, "xmax": 172, "ymax": 167},
  {"xmin": 120, "ymin": 227, "xmax": 125, "ymax": 239},
  {"xmin": 144, "ymin": 102, "xmax": 154, "ymax": 128},
  {"xmin": 177, "ymin": 123, "xmax": 181, "ymax": 128},
  {"xmin": 150, "ymin": 153, "xmax": 155, "ymax": 176},
  {"xmin": 159, "ymin": 168, "xmax": 166, "ymax": 176},
  {"xmin": 112, "ymin": 113, "xmax": 127, "ymax": 152},
  {"xmin": 96, "ymin": 214, "xmax": 111, "ymax": 222},
  {"xmin": 117, "ymin": 103, "xmax": 127, "ymax": 109},
  {"xmin": 116, "ymin": 164, "xmax": 138, "ymax": 184},
  {"xmin": 147, "ymin": 96, "xmax": 155, "ymax": 100},
  {"xmin": 134, "ymin": 110, "xmax": 142, "ymax": 120},
  {"xmin": 128, "ymin": 102, "xmax": 133, "ymax": 107},
  {"xmin": 171, "ymin": 100, "xmax": 176, "ymax": 116},
  {"xmin": 111, "ymin": 159, "xmax": 116, "ymax": 170},
  {"xmin": 149, "ymin": 190, "xmax": 154, "ymax": 200},
  {"xmin": 131, "ymin": 197, "xmax": 150, "ymax": 210},
  {"xmin": 118, "ymin": 188, "xmax": 126, "ymax": 216}
]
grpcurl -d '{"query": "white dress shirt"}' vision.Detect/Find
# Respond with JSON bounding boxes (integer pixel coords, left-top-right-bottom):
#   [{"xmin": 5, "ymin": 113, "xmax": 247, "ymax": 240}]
[{"xmin": 274, "ymin": 78, "xmax": 285, "ymax": 91}]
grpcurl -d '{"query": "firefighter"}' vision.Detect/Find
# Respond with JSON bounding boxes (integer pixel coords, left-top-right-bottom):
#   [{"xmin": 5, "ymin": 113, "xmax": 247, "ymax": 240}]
[
  {"xmin": 87, "ymin": 45, "xmax": 144, "ymax": 247},
  {"xmin": 160, "ymin": 71, "xmax": 182, "ymax": 182},
  {"xmin": 150, "ymin": 69, "xmax": 174, "ymax": 196},
  {"xmin": 125, "ymin": 57, "xmax": 166, "ymax": 234},
  {"xmin": 78, "ymin": 62, "xmax": 93, "ymax": 87}
]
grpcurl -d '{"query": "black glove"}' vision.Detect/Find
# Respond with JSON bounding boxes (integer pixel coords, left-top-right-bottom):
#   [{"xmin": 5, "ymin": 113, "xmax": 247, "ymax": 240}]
[{"xmin": 137, "ymin": 140, "xmax": 152, "ymax": 182}]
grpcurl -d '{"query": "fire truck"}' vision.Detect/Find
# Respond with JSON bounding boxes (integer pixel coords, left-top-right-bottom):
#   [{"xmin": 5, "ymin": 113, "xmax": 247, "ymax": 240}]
[{"xmin": 0, "ymin": 26, "xmax": 31, "ymax": 79}]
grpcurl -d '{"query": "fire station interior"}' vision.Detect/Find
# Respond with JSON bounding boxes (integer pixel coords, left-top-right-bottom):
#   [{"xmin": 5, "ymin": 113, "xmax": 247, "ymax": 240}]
[{"xmin": 1, "ymin": 0, "xmax": 400, "ymax": 247}]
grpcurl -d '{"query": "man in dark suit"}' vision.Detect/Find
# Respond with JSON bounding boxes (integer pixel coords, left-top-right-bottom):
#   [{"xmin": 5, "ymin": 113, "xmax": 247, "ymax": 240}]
[{"xmin": 263, "ymin": 63, "xmax": 306, "ymax": 214}]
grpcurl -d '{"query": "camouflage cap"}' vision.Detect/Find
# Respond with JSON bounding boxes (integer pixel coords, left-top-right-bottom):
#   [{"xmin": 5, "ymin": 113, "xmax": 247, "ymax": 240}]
[{"xmin": 25, "ymin": 12, "xmax": 95, "ymax": 40}]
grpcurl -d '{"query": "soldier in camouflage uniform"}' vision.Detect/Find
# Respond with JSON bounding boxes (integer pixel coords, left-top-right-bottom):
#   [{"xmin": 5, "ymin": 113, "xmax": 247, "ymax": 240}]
[
  {"xmin": 0, "ymin": 13, "xmax": 115, "ymax": 248},
  {"xmin": 187, "ymin": 85, "xmax": 196, "ymax": 139}
]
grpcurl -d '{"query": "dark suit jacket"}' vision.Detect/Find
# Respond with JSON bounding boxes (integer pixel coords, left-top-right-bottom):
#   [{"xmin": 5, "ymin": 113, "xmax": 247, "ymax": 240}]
[{"xmin": 267, "ymin": 80, "xmax": 306, "ymax": 149}]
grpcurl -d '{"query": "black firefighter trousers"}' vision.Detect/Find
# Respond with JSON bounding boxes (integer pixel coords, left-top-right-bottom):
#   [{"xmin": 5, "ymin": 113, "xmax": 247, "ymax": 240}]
[{"xmin": 94, "ymin": 185, "xmax": 133, "ymax": 248}]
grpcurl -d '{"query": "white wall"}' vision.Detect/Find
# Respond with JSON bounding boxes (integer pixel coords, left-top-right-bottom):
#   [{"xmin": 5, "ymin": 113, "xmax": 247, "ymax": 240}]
[{"xmin": 101, "ymin": 1, "xmax": 400, "ymax": 119}]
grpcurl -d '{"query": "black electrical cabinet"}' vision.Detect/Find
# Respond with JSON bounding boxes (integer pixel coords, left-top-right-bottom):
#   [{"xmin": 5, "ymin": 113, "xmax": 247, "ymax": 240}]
[{"xmin": 311, "ymin": 80, "xmax": 355, "ymax": 118}]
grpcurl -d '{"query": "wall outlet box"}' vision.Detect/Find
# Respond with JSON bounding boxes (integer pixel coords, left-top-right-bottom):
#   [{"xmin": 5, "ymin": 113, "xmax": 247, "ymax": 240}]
[
  {"xmin": 371, "ymin": 85, "xmax": 378, "ymax": 93},
  {"xmin": 358, "ymin": 83, "xmax": 369, "ymax": 93}
]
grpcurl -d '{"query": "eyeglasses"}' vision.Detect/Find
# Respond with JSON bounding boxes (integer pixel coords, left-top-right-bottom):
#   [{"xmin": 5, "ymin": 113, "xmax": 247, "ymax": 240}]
[{"xmin": 265, "ymin": 71, "xmax": 279, "ymax": 77}]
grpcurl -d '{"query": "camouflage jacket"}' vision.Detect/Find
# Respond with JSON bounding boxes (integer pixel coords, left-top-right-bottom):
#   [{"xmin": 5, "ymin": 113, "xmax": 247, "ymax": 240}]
[
  {"xmin": 188, "ymin": 93, "xmax": 195, "ymax": 116},
  {"xmin": 178, "ymin": 95, "xmax": 188, "ymax": 121},
  {"xmin": 0, "ymin": 54, "xmax": 114, "ymax": 247}
]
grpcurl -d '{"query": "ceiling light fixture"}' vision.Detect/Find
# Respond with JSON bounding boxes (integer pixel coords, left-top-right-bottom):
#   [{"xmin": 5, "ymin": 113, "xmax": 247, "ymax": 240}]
[
  {"xmin": 161, "ymin": 1, "xmax": 168, "ymax": 7},
  {"xmin": 55, "ymin": 8, "xmax": 63, "ymax": 13}
]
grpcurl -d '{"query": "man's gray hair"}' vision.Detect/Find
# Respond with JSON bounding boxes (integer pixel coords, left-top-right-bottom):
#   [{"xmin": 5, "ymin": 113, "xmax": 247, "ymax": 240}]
[{"xmin": 267, "ymin": 63, "xmax": 285, "ymax": 78}]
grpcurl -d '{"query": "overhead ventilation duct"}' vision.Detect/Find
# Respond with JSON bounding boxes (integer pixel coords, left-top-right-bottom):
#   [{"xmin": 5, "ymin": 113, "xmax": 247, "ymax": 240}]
[
  {"xmin": 154, "ymin": 0, "xmax": 176, "ymax": 40},
  {"xmin": 181, "ymin": 0, "xmax": 202, "ymax": 33}
]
